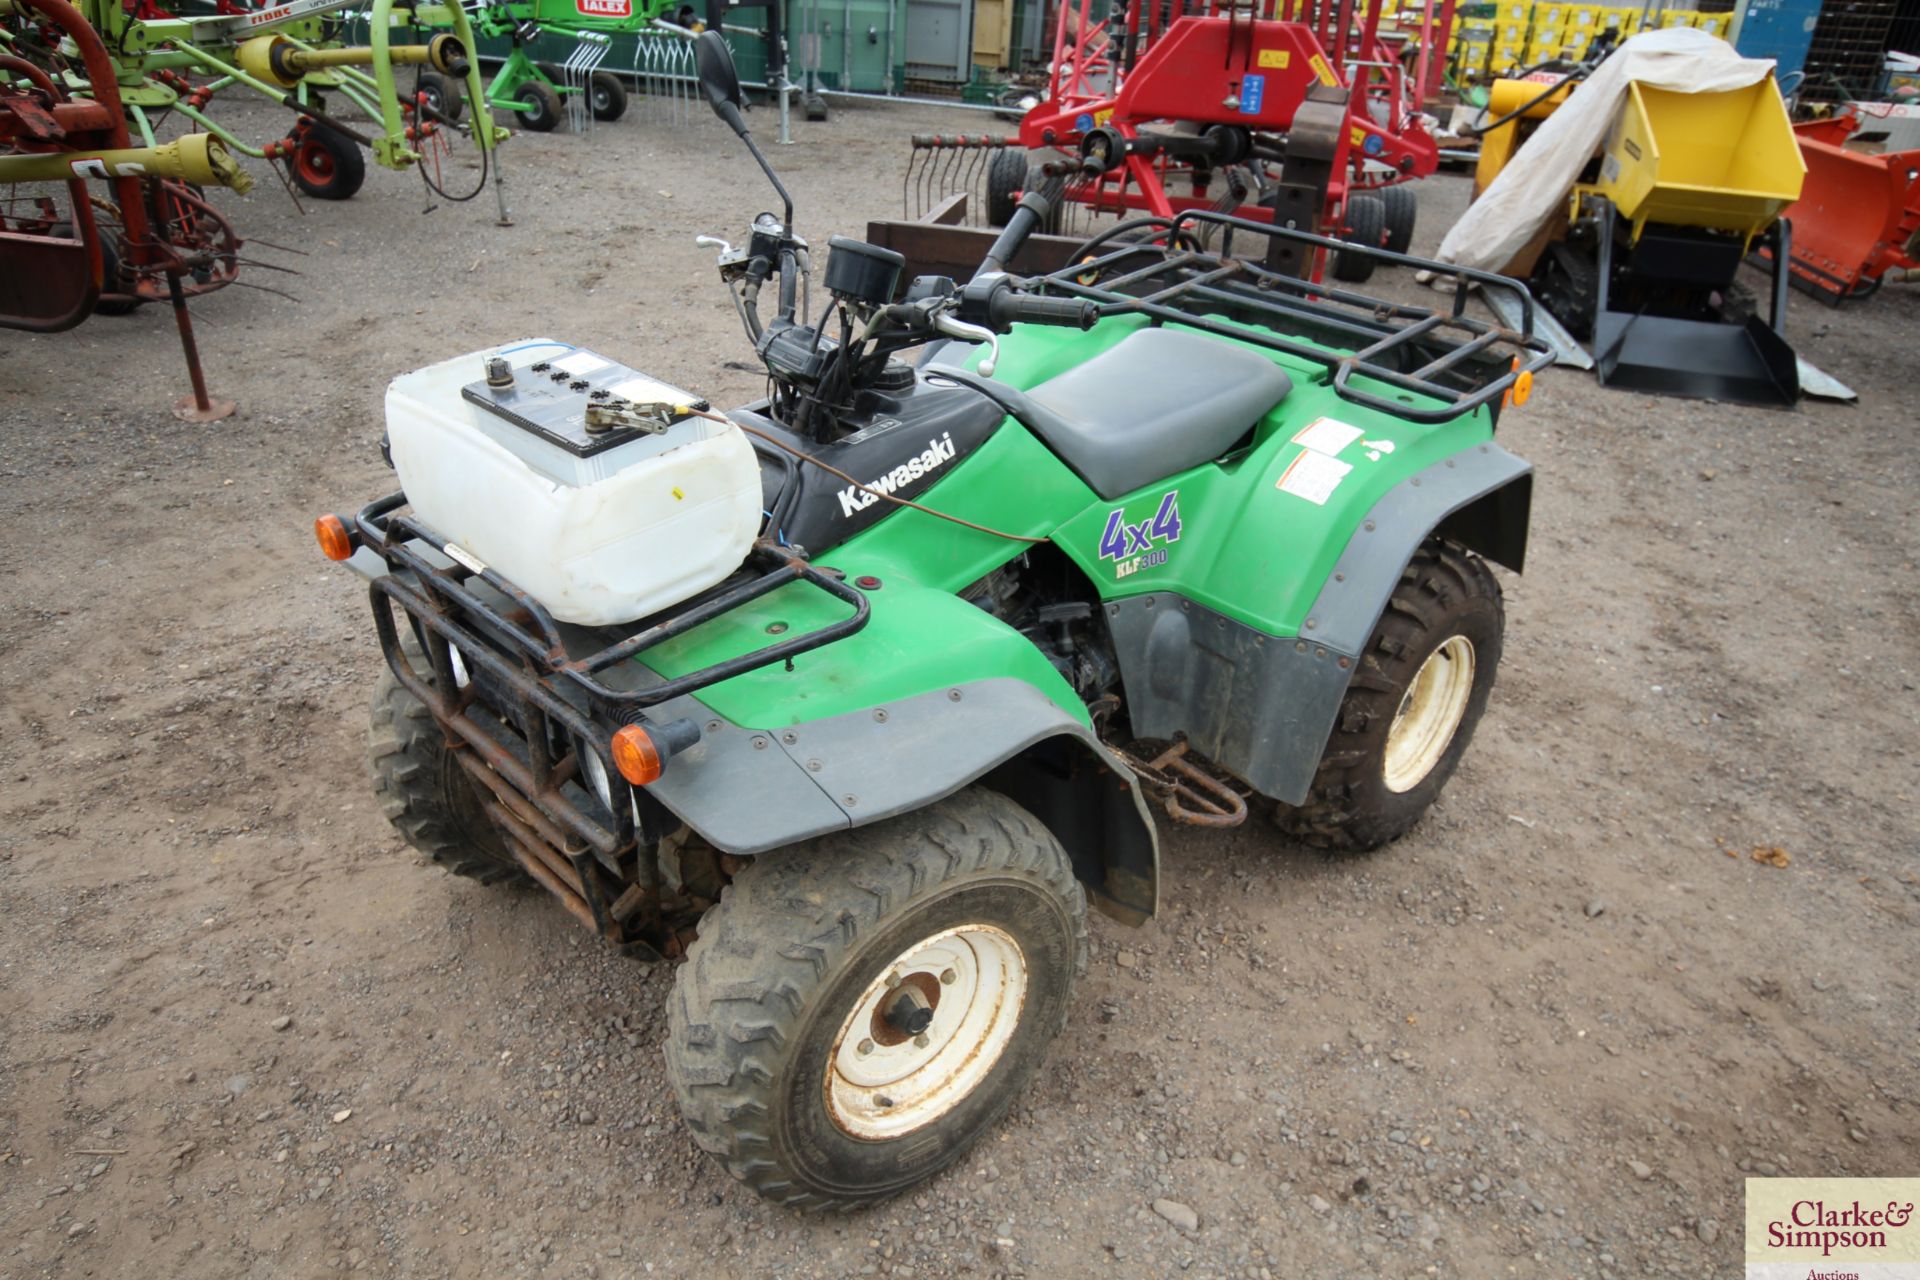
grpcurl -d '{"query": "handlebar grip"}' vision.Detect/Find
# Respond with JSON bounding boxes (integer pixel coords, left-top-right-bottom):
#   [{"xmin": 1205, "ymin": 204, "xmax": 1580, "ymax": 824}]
[{"xmin": 989, "ymin": 290, "xmax": 1099, "ymax": 330}]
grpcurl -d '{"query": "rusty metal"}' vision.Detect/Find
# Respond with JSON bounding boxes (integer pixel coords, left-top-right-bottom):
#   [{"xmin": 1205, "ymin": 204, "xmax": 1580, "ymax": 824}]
[
  {"xmin": 346, "ymin": 492, "xmax": 875, "ymax": 959},
  {"xmin": 0, "ymin": 0, "xmax": 246, "ymax": 412},
  {"xmin": 1116, "ymin": 740, "xmax": 1249, "ymax": 827}
]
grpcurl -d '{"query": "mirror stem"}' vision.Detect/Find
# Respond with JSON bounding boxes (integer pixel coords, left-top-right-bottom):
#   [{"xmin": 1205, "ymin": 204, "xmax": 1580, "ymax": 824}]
[{"xmin": 735, "ymin": 125, "xmax": 794, "ymax": 230}]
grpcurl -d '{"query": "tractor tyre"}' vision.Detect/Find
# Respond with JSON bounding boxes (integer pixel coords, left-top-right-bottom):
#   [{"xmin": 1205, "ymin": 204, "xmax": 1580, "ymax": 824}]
[
  {"xmin": 515, "ymin": 79, "xmax": 563, "ymax": 132},
  {"xmin": 1331, "ymin": 194, "xmax": 1385, "ymax": 283},
  {"xmin": 986, "ymin": 146, "xmax": 1026, "ymax": 227},
  {"xmin": 284, "ymin": 123, "xmax": 366, "ymax": 200},
  {"xmin": 667, "ymin": 788, "xmax": 1087, "ymax": 1209},
  {"xmin": 589, "ymin": 71, "xmax": 628, "ymax": 121},
  {"xmin": 1380, "ymin": 183, "xmax": 1418, "ymax": 255},
  {"xmin": 1275, "ymin": 539, "xmax": 1503, "ymax": 852},
  {"xmin": 416, "ymin": 70, "xmax": 465, "ymax": 124},
  {"xmin": 369, "ymin": 633, "xmax": 528, "ymax": 887}
]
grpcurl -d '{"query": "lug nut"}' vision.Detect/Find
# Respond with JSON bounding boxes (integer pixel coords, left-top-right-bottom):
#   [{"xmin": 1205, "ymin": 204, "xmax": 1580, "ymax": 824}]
[
  {"xmin": 940, "ymin": 968, "xmax": 956, "ymax": 985},
  {"xmin": 857, "ymin": 1038, "xmax": 874, "ymax": 1056}
]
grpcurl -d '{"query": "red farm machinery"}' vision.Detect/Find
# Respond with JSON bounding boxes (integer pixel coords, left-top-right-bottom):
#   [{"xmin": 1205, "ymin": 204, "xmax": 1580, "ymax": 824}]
[
  {"xmin": 1774, "ymin": 109, "xmax": 1920, "ymax": 304},
  {"xmin": 894, "ymin": 0, "xmax": 1456, "ymax": 285}
]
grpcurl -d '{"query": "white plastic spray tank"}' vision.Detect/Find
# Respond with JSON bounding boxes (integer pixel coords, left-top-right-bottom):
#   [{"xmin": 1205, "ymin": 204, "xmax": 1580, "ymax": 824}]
[{"xmin": 384, "ymin": 339, "xmax": 762, "ymax": 627}]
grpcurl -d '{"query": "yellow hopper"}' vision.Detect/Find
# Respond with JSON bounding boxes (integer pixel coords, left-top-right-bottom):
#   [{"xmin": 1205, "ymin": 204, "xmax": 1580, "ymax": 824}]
[{"xmin": 1594, "ymin": 80, "xmax": 1806, "ymax": 245}]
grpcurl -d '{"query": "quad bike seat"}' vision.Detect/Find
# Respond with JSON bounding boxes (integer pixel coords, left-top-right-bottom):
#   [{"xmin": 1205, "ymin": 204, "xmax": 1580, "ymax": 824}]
[{"xmin": 936, "ymin": 327, "xmax": 1292, "ymax": 500}]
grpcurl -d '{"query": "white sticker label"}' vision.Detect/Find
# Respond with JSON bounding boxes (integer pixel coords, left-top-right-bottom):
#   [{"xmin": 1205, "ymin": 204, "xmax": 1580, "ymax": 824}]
[
  {"xmin": 553, "ymin": 350, "xmax": 609, "ymax": 377},
  {"xmin": 1276, "ymin": 451, "xmax": 1352, "ymax": 505},
  {"xmin": 1291, "ymin": 417, "xmax": 1364, "ymax": 457},
  {"xmin": 607, "ymin": 374, "xmax": 691, "ymax": 405},
  {"xmin": 443, "ymin": 542, "xmax": 487, "ymax": 575}
]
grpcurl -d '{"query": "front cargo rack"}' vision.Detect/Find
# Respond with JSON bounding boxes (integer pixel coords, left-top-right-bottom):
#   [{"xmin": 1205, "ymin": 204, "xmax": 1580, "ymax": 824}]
[
  {"xmin": 345, "ymin": 493, "xmax": 873, "ymax": 956},
  {"xmin": 1036, "ymin": 210, "xmax": 1558, "ymax": 424}
]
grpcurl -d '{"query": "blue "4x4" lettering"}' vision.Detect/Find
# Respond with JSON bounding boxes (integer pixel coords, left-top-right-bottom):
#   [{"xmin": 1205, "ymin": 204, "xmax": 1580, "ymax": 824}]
[{"xmin": 1098, "ymin": 491, "xmax": 1183, "ymax": 574}]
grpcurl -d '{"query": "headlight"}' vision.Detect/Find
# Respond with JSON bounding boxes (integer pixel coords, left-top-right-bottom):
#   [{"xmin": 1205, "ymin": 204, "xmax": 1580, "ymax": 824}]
[{"xmin": 581, "ymin": 746, "xmax": 615, "ymax": 812}]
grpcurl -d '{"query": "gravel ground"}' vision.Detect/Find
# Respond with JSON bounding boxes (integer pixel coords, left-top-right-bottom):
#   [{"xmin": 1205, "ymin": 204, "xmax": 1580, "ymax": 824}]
[{"xmin": 1, "ymin": 90, "xmax": 1917, "ymax": 1280}]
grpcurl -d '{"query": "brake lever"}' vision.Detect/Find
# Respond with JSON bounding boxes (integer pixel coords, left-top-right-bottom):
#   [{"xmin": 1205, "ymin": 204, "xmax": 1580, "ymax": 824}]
[{"xmin": 933, "ymin": 314, "xmax": 1001, "ymax": 377}]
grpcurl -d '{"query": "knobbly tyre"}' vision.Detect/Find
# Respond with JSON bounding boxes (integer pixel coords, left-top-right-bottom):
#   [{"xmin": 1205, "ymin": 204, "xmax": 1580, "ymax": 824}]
[{"xmin": 315, "ymin": 32, "xmax": 1553, "ymax": 1209}]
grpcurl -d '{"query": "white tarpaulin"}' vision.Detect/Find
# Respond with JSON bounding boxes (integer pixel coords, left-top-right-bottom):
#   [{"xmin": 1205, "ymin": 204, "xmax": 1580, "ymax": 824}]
[{"xmin": 1437, "ymin": 29, "xmax": 1780, "ymax": 272}]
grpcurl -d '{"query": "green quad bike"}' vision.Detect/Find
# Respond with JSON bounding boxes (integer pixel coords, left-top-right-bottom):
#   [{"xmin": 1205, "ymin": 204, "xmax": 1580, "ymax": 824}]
[{"xmin": 317, "ymin": 32, "xmax": 1551, "ymax": 1209}]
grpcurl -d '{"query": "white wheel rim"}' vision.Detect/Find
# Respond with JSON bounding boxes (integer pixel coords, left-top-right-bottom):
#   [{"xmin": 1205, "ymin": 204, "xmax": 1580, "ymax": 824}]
[
  {"xmin": 825, "ymin": 924, "xmax": 1027, "ymax": 1141},
  {"xmin": 1382, "ymin": 635, "xmax": 1476, "ymax": 794}
]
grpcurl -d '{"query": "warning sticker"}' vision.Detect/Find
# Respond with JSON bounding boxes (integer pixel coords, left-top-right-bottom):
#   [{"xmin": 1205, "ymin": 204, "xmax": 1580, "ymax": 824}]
[
  {"xmin": 1291, "ymin": 417, "xmax": 1364, "ymax": 457},
  {"xmin": 1276, "ymin": 451, "xmax": 1352, "ymax": 505},
  {"xmin": 1257, "ymin": 48, "xmax": 1290, "ymax": 68},
  {"xmin": 1307, "ymin": 53, "xmax": 1338, "ymax": 86},
  {"xmin": 554, "ymin": 350, "xmax": 610, "ymax": 377}
]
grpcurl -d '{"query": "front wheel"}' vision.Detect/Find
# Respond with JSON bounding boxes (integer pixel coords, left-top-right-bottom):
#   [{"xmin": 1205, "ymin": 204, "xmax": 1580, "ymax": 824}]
[
  {"xmin": 515, "ymin": 79, "xmax": 563, "ymax": 132},
  {"xmin": 667, "ymin": 789, "xmax": 1088, "ymax": 1209},
  {"xmin": 1275, "ymin": 540, "xmax": 1503, "ymax": 850}
]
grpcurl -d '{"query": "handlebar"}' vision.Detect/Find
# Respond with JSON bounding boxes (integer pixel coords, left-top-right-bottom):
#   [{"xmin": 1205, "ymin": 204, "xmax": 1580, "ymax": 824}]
[{"xmin": 987, "ymin": 289, "xmax": 1097, "ymax": 331}]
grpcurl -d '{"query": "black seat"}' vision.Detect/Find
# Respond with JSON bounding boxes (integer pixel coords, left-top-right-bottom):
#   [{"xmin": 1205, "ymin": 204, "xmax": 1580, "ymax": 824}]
[{"xmin": 1016, "ymin": 327, "xmax": 1294, "ymax": 499}]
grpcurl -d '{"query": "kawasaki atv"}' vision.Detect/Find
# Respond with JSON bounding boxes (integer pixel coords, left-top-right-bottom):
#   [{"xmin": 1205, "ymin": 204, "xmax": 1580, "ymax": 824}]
[{"xmin": 316, "ymin": 32, "xmax": 1552, "ymax": 1209}]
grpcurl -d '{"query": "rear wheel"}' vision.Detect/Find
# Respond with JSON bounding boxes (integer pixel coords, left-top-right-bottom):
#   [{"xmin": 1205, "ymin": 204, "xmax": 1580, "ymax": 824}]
[
  {"xmin": 369, "ymin": 634, "xmax": 527, "ymax": 886},
  {"xmin": 416, "ymin": 69, "xmax": 465, "ymax": 123},
  {"xmin": 1330, "ymin": 193, "xmax": 1385, "ymax": 283},
  {"xmin": 667, "ymin": 789, "xmax": 1087, "ymax": 1208},
  {"xmin": 1275, "ymin": 540, "xmax": 1503, "ymax": 851},
  {"xmin": 1380, "ymin": 183, "xmax": 1418, "ymax": 255},
  {"xmin": 589, "ymin": 70, "xmax": 628, "ymax": 121},
  {"xmin": 515, "ymin": 79, "xmax": 563, "ymax": 132},
  {"xmin": 284, "ymin": 123, "xmax": 366, "ymax": 200}
]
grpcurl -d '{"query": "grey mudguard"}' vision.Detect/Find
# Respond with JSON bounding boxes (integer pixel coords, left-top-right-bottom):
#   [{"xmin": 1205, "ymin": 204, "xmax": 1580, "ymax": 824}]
[
  {"xmin": 1108, "ymin": 442, "xmax": 1532, "ymax": 806},
  {"xmin": 640, "ymin": 678, "xmax": 1161, "ymax": 925}
]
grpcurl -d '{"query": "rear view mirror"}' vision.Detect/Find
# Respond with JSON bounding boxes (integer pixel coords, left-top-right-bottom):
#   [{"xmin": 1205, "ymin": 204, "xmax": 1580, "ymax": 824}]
[{"xmin": 694, "ymin": 31, "xmax": 746, "ymax": 136}]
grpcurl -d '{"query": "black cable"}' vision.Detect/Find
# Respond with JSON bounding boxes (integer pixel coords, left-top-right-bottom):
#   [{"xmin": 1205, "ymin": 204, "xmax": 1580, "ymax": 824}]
[{"xmin": 1461, "ymin": 61, "xmax": 1588, "ymax": 138}]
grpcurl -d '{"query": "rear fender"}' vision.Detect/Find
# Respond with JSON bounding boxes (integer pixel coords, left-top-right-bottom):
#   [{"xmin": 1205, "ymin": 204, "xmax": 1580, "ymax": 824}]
[{"xmin": 1108, "ymin": 444, "xmax": 1532, "ymax": 804}]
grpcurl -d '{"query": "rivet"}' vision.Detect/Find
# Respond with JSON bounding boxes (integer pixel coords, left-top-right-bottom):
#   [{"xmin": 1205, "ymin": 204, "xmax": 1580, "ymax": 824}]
[
  {"xmin": 806, "ymin": 759, "xmax": 823, "ymax": 772},
  {"xmin": 751, "ymin": 736, "xmax": 769, "ymax": 750},
  {"xmin": 1144, "ymin": 597, "xmax": 1155, "ymax": 608},
  {"xmin": 765, "ymin": 621, "xmax": 789, "ymax": 634},
  {"xmin": 1181, "ymin": 600, "xmax": 1190, "ymax": 611},
  {"xmin": 1364, "ymin": 520, "xmax": 1377, "ymax": 532},
  {"xmin": 1446, "ymin": 459, "xmax": 1457, "ymax": 468},
  {"xmin": 1315, "ymin": 647, "xmax": 1327, "ymax": 659},
  {"xmin": 1338, "ymin": 657, "xmax": 1351, "ymax": 668},
  {"xmin": 706, "ymin": 720, "xmax": 722, "ymax": 732},
  {"xmin": 1295, "ymin": 641, "xmax": 1308, "ymax": 653},
  {"xmin": 1108, "ymin": 603, "xmax": 1120, "ymax": 615},
  {"xmin": 1254, "ymin": 635, "xmax": 1265, "ymax": 646},
  {"xmin": 1215, "ymin": 617, "xmax": 1225, "ymax": 628},
  {"xmin": 1304, "ymin": 619, "xmax": 1317, "ymax": 630},
  {"xmin": 843, "ymin": 794, "xmax": 858, "ymax": 806},
  {"xmin": 1334, "ymin": 572, "xmax": 1346, "ymax": 582},
  {"xmin": 1410, "ymin": 478, "xmax": 1421, "ymax": 487},
  {"xmin": 948, "ymin": 689, "xmax": 962, "ymax": 702},
  {"xmin": 873, "ymin": 709, "xmax": 888, "ymax": 723},
  {"xmin": 781, "ymin": 730, "xmax": 798, "ymax": 744}
]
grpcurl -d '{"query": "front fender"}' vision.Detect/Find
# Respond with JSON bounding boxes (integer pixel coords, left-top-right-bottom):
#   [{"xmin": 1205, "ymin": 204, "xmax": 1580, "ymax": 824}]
[{"xmin": 641, "ymin": 677, "xmax": 1160, "ymax": 925}]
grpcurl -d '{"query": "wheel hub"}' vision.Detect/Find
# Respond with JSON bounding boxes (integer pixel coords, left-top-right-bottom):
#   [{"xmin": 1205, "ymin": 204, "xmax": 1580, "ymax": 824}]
[
  {"xmin": 826, "ymin": 924, "xmax": 1027, "ymax": 1141},
  {"xmin": 1382, "ymin": 634, "xmax": 1476, "ymax": 793}
]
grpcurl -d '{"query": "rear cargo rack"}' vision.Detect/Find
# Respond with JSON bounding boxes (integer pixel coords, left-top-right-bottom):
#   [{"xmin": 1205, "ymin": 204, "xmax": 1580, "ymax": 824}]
[
  {"xmin": 1034, "ymin": 210, "xmax": 1557, "ymax": 423},
  {"xmin": 352, "ymin": 493, "xmax": 871, "ymax": 709}
]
